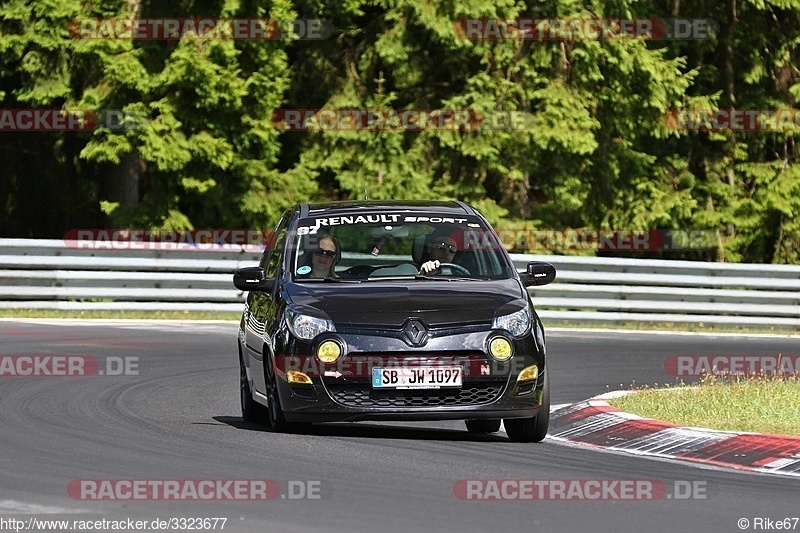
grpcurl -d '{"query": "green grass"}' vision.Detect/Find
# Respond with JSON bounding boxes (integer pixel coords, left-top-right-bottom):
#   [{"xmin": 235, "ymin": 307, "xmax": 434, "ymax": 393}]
[
  {"xmin": 607, "ymin": 374, "xmax": 800, "ymax": 436},
  {"xmin": 0, "ymin": 309, "xmax": 241, "ymax": 320}
]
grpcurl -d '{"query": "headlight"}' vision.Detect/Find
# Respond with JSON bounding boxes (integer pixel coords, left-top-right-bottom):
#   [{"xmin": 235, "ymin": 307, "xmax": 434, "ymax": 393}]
[
  {"xmin": 492, "ymin": 307, "xmax": 531, "ymax": 338},
  {"xmin": 285, "ymin": 309, "xmax": 335, "ymax": 340}
]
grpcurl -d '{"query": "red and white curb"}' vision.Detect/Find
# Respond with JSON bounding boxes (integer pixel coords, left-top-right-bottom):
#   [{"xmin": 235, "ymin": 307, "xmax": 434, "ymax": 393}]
[{"xmin": 548, "ymin": 391, "xmax": 800, "ymax": 477}]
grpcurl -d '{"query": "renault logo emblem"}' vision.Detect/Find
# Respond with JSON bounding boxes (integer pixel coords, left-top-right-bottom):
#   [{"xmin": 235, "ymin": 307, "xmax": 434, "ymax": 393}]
[{"xmin": 403, "ymin": 319, "xmax": 428, "ymax": 346}]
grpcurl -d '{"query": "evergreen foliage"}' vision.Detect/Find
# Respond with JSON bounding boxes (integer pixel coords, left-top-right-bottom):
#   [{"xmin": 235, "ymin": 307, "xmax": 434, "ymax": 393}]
[{"xmin": 1, "ymin": 0, "xmax": 799, "ymax": 262}]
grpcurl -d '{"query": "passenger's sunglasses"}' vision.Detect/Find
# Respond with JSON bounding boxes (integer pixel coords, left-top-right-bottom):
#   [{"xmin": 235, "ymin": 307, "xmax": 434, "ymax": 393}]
[
  {"xmin": 313, "ymin": 249, "xmax": 336, "ymax": 258},
  {"xmin": 435, "ymin": 242, "xmax": 458, "ymax": 254}
]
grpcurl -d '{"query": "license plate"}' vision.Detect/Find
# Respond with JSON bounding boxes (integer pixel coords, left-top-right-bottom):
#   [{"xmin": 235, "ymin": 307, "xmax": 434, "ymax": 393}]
[{"xmin": 371, "ymin": 366, "xmax": 462, "ymax": 389}]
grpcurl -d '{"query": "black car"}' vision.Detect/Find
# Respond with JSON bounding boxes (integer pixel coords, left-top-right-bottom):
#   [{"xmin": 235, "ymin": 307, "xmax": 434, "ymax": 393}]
[{"xmin": 233, "ymin": 200, "xmax": 556, "ymax": 442}]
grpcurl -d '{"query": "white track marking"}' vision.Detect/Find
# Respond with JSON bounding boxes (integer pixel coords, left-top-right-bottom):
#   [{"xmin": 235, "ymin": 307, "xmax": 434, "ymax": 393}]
[{"xmin": 0, "ymin": 500, "xmax": 87, "ymax": 514}]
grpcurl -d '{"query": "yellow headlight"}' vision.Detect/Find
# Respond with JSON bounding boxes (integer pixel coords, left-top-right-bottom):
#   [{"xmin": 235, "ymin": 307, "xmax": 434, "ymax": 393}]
[
  {"xmin": 489, "ymin": 337, "xmax": 513, "ymax": 361},
  {"xmin": 317, "ymin": 340, "xmax": 342, "ymax": 363},
  {"xmin": 517, "ymin": 365, "xmax": 539, "ymax": 382},
  {"xmin": 287, "ymin": 370, "xmax": 313, "ymax": 385}
]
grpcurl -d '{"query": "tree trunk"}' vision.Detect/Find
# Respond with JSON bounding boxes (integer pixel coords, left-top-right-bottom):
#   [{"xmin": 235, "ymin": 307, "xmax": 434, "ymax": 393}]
[{"xmin": 723, "ymin": 0, "xmax": 738, "ymax": 245}]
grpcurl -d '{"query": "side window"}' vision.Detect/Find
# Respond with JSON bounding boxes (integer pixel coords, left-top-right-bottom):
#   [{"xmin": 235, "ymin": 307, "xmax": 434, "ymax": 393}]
[
  {"xmin": 265, "ymin": 229, "xmax": 286, "ymax": 278},
  {"xmin": 258, "ymin": 233, "xmax": 275, "ymax": 270},
  {"xmin": 261, "ymin": 214, "xmax": 290, "ymax": 277}
]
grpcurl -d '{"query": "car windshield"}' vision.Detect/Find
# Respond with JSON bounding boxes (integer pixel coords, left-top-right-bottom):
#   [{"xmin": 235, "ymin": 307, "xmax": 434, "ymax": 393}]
[{"xmin": 291, "ymin": 212, "xmax": 512, "ymax": 281}]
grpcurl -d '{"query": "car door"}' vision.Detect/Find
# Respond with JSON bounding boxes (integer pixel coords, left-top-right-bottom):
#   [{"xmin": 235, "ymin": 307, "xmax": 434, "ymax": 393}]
[{"xmin": 244, "ymin": 212, "xmax": 291, "ymax": 395}]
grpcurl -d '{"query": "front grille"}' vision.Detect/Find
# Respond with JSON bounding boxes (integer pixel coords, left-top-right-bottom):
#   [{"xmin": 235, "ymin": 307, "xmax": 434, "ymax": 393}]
[{"xmin": 325, "ymin": 382, "xmax": 505, "ymax": 408}]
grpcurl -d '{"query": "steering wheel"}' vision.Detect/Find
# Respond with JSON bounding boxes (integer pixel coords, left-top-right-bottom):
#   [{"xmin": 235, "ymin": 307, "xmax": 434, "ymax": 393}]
[{"xmin": 439, "ymin": 263, "xmax": 471, "ymax": 276}]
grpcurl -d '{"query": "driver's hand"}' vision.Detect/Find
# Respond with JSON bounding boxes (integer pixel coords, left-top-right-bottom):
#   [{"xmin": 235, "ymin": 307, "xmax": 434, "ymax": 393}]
[{"xmin": 418, "ymin": 260, "xmax": 441, "ymax": 275}]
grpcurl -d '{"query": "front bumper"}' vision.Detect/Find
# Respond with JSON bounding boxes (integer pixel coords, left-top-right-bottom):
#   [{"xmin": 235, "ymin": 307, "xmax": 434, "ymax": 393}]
[{"xmin": 274, "ymin": 326, "xmax": 546, "ymax": 423}]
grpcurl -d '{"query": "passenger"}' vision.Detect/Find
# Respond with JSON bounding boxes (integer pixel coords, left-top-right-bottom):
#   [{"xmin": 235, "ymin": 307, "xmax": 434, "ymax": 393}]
[{"xmin": 297, "ymin": 234, "xmax": 341, "ymax": 278}]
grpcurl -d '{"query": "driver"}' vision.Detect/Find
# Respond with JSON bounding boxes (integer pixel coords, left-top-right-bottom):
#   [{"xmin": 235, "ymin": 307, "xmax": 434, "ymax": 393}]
[{"xmin": 418, "ymin": 229, "xmax": 459, "ymax": 275}]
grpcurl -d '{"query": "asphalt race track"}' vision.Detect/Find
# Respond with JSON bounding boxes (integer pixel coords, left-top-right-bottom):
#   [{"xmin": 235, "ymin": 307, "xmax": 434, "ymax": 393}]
[{"xmin": 1, "ymin": 319, "xmax": 798, "ymax": 533}]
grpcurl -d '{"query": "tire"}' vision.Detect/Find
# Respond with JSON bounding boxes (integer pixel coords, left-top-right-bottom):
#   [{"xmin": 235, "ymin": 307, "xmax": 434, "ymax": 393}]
[
  {"xmin": 240, "ymin": 354, "xmax": 268, "ymax": 423},
  {"xmin": 465, "ymin": 419, "xmax": 502, "ymax": 434},
  {"xmin": 504, "ymin": 372, "xmax": 550, "ymax": 443},
  {"xmin": 264, "ymin": 356, "xmax": 291, "ymax": 432}
]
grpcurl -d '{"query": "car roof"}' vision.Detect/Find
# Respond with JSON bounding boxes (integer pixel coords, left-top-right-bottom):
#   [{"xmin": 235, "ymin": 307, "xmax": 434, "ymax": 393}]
[{"xmin": 300, "ymin": 200, "xmax": 475, "ymax": 218}]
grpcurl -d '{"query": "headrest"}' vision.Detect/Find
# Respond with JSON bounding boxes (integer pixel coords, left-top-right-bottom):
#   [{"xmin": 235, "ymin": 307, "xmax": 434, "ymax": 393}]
[{"xmin": 412, "ymin": 234, "xmax": 428, "ymax": 264}]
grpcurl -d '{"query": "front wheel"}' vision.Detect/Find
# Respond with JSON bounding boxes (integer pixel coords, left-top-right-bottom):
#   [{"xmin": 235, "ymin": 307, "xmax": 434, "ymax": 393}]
[
  {"xmin": 504, "ymin": 372, "xmax": 550, "ymax": 443},
  {"xmin": 265, "ymin": 358, "xmax": 290, "ymax": 432}
]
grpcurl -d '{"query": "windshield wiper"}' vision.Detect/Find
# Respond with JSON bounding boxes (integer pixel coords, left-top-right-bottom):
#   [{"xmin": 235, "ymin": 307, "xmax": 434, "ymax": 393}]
[
  {"xmin": 360, "ymin": 275, "xmax": 486, "ymax": 282},
  {"xmin": 294, "ymin": 277, "xmax": 361, "ymax": 283},
  {"xmin": 410, "ymin": 275, "xmax": 474, "ymax": 281},
  {"xmin": 415, "ymin": 275, "xmax": 492, "ymax": 281}
]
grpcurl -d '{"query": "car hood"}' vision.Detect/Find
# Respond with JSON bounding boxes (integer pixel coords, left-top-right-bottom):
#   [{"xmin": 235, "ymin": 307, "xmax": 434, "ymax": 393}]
[{"xmin": 285, "ymin": 279, "xmax": 526, "ymax": 328}]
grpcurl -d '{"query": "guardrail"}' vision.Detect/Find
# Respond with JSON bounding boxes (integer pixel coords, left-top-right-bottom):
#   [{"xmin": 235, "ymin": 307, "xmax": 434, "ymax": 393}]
[
  {"xmin": 526, "ymin": 256, "xmax": 800, "ymax": 327},
  {"xmin": 1, "ymin": 238, "xmax": 798, "ymax": 328}
]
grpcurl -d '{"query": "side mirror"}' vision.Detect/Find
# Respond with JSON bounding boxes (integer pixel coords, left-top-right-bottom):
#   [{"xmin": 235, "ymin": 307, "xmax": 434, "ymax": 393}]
[
  {"xmin": 233, "ymin": 267, "xmax": 274, "ymax": 292},
  {"xmin": 524, "ymin": 261, "xmax": 556, "ymax": 287}
]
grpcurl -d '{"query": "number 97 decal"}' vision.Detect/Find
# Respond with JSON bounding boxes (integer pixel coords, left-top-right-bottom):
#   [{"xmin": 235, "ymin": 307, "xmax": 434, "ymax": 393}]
[{"xmin": 297, "ymin": 226, "xmax": 319, "ymax": 236}]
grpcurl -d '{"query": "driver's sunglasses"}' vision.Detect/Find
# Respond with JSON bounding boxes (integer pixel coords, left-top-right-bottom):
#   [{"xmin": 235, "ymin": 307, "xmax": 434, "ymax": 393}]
[
  {"xmin": 435, "ymin": 242, "xmax": 458, "ymax": 254},
  {"xmin": 314, "ymin": 249, "xmax": 336, "ymax": 258}
]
